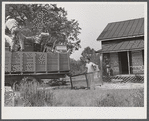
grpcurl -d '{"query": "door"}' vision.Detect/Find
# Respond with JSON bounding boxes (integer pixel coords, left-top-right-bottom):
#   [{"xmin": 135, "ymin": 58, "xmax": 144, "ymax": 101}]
[{"xmin": 118, "ymin": 52, "xmax": 129, "ymax": 74}]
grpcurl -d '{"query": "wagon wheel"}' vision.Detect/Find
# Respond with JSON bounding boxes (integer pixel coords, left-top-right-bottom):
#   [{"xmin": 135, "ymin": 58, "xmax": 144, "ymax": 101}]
[
  {"xmin": 19, "ymin": 76, "xmax": 40, "ymax": 92},
  {"xmin": 12, "ymin": 81, "xmax": 20, "ymax": 91},
  {"xmin": 18, "ymin": 76, "xmax": 40, "ymax": 106}
]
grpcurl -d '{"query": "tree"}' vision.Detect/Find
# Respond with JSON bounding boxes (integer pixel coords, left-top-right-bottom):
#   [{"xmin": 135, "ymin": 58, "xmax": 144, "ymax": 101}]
[
  {"xmin": 69, "ymin": 58, "xmax": 86, "ymax": 75},
  {"xmin": 81, "ymin": 46, "xmax": 95, "ymax": 62},
  {"xmin": 5, "ymin": 4, "xmax": 81, "ymax": 54},
  {"xmin": 81, "ymin": 46, "xmax": 100, "ymax": 66}
]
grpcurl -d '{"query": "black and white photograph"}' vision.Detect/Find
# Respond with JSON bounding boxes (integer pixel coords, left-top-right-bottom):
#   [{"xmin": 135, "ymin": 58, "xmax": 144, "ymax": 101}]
[{"xmin": 2, "ymin": 1, "xmax": 147, "ymax": 119}]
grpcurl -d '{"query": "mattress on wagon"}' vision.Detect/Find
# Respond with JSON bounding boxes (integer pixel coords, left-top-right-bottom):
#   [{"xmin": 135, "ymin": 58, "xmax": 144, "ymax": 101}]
[{"xmin": 5, "ymin": 52, "xmax": 70, "ymax": 73}]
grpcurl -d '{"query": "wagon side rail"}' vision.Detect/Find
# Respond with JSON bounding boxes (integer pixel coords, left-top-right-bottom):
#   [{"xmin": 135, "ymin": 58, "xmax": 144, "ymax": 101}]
[{"xmin": 5, "ymin": 51, "xmax": 70, "ymax": 74}]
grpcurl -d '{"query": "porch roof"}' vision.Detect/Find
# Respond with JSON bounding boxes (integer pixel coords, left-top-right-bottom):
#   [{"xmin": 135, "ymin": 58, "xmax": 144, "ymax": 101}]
[{"xmin": 101, "ymin": 39, "xmax": 144, "ymax": 53}]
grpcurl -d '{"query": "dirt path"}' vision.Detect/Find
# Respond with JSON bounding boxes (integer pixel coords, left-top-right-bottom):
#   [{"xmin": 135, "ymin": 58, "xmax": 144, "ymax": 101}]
[{"xmin": 96, "ymin": 83, "xmax": 144, "ymax": 89}]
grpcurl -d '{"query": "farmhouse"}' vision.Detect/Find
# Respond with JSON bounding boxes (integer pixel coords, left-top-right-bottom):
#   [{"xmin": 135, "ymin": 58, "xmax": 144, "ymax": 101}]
[{"xmin": 97, "ymin": 18, "xmax": 144, "ymax": 76}]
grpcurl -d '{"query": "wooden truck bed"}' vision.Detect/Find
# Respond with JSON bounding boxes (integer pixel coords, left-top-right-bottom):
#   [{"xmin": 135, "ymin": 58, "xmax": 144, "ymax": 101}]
[{"xmin": 5, "ymin": 51, "xmax": 70, "ymax": 74}]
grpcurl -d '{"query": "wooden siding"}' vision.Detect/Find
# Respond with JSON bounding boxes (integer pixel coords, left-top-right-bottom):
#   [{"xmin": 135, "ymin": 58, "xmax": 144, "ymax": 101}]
[
  {"xmin": 131, "ymin": 50, "xmax": 144, "ymax": 74},
  {"xmin": 5, "ymin": 52, "xmax": 70, "ymax": 73}
]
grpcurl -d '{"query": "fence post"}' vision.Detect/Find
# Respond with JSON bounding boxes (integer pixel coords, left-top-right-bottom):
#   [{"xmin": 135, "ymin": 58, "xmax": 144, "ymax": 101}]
[
  {"xmin": 69, "ymin": 76, "xmax": 73, "ymax": 89},
  {"xmin": 127, "ymin": 51, "xmax": 131, "ymax": 74},
  {"xmin": 58, "ymin": 52, "xmax": 60, "ymax": 72},
  {"xmin": 85, "ymin": 73, "xmax": 89, "ymax": 88},
  {"xmin": 100, "ymin": 53, "xmax": 103, "ymax": 83}
]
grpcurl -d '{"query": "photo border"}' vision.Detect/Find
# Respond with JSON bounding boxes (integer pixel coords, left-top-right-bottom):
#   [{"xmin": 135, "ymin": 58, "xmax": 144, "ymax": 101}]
[{"xmin": 0, "ymin": 0, "xmax": 148, "ymax": 120}]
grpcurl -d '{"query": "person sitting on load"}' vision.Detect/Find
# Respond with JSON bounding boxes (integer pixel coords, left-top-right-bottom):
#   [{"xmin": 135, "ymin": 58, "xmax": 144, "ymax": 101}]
[{"xmin": 5, "ymin": 15, "xmax": 25, "ymax": 51}]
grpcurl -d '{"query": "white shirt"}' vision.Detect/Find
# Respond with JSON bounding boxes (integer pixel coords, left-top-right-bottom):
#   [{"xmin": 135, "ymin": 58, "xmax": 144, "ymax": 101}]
[
  {"xmin": 5, "ymin": 18, "xmax": 19, "ymax": 31},
  {"xmin": 86, "ymin": 62, "xmax": 97, "ymax": 73}
]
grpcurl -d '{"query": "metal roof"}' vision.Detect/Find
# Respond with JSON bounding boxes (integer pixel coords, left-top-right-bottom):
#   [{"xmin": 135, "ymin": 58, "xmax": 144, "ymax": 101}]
[
  {"xmin": 101, "ymin": 39, "xmax": 144, "ymax": 53},
  {"xmin": 97, "ymin": 18, "xmax": 144, "ymax": 41}
]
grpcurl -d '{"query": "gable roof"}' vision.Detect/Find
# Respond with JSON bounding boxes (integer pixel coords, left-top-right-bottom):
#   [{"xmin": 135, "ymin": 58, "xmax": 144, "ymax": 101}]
[{"xmin": 97, "ymin": 18, "xmax": 144, "ymax": 41}]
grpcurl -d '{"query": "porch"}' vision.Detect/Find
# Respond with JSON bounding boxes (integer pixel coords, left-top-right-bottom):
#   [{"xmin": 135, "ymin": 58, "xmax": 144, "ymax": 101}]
[{"xmin": 103, "ymin": 50, "xmax": 144, "ymax": 75}]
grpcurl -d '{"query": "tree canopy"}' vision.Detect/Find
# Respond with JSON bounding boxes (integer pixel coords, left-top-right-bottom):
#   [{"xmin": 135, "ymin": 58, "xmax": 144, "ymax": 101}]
[
  {"xmin": 5, "ymin": 4, "xmax": 81, "ymax": 54},
  {"xmin": 81, "ymin": 46, "xmax": 100, "ymax": 65}
]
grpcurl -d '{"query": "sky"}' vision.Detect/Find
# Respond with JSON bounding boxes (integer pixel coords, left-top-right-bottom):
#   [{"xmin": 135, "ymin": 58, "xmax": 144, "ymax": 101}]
[{"xmin": 54, "ymin": 2, "xmax": 145, "ymax": 60}]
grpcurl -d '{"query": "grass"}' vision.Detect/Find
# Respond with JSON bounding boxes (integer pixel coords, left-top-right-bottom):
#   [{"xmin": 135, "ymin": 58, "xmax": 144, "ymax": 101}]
[
  {"xmin": 53, "ymin": 89, "xmax": 144, "ymax": 107},
  {"xmin": 5, "ymin": 77, "xmax": 144, "ymax": 107}
]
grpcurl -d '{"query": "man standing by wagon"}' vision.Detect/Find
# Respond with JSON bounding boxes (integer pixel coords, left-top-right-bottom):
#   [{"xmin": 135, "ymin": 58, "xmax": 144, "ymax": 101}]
[
  {"xmin": 85, "ymin": 58, "xmax": 103, "ymax": 90},
  {"xmin": 5, "ymin": 16, "xmax": 25, "ymax": 51}
]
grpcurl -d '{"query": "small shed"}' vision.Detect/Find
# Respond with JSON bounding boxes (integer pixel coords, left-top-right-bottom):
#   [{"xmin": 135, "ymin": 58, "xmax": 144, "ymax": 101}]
[{"xmin": 97, "ymin": 18, "xmax": 144, "ymax": 75}]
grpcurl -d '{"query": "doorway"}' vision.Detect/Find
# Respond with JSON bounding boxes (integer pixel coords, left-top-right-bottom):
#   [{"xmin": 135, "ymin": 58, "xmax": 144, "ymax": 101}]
[{"xmin": 118, "ymin": 52, "xmax": 129, "ymax": 74}]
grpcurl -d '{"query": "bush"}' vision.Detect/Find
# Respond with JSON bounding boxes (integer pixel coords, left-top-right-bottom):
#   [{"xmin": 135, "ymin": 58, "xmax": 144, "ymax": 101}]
[
  {"xmin": 94, "ymin": 89, "xmax": 144, "ymax": 107},
  {"xmin": 17, "ymin": 77, "xmax": 55, "ymax": 107}
]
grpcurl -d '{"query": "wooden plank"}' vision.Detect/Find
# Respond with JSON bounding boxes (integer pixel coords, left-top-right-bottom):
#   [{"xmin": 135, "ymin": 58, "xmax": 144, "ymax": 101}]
[
  {"xmin": 58, "ymin": 52, "xmax": 60, "ymax": 72},
  {"xmin": 47, "ymin": 52, "xmax": 59, "ymax": 71},
  {"xmin": 59, "ymin": 53, "xmax": 69, "ymax": 71},
  {"xmin": 68, "ymin": 52, "xmax": 70, "ymax": 70},
  {"xmin": 45, "ymin": 53, "xmax": 48, "ymax": 73},
  {"xmin": 20, "ymin": 52, "xmax": 23, "ymax": 73},
  {"xmin": 8, "ymin": 52, "xmax": 12, "ymax": 73},
  {"xmin": 127, "ymin": 51, "xmax": 131, "ymax": 74},
  {"xmin": 11, "ymin": 52, "xmax": 22, "ymax": 72},
  {"xmin": 85, "ymin": 73, "xmax": 89, "ymax": 88},
  {"xmin": 23, "ymin": 52, "xmax": 34, "ymax": 72},
  {"xmin": 99, "ymin": 53, "xmax": 103, "ymax": 83},
  {"xmin": 131, "ymin": 50, "xmax": 144, "ymax": 74},
  {"xmin": 69, "ymin": 76, "xmax": 73, "ymax": 89},
  {"xmin": 33, "ymin": 53, "xmax": 36, "ymax": 73},
  {"xmin": 36, "ymin": 53, "xmax": 46, "ymax": 72}
]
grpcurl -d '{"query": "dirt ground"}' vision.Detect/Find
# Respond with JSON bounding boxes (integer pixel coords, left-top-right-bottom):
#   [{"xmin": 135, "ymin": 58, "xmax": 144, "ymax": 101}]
[{"xmin": 95, "ymin": 82, "xmax": 144, "ymax": 89}]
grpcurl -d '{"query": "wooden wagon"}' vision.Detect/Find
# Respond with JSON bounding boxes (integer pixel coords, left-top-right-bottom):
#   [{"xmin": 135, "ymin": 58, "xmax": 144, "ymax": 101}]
[{"xmin": 5, "ymin": 48, "xmax": 70, "ymax": 88}]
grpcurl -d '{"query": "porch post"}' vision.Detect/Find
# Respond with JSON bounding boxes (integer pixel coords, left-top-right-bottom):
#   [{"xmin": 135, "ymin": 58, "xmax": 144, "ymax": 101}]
[
  {"xmin": 127, "ymin": 51, "xmax": 131, "ymax": 74},
  {"xmin": 100, "ymin": 53, "xmax": 103, "ymax": 82}
]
